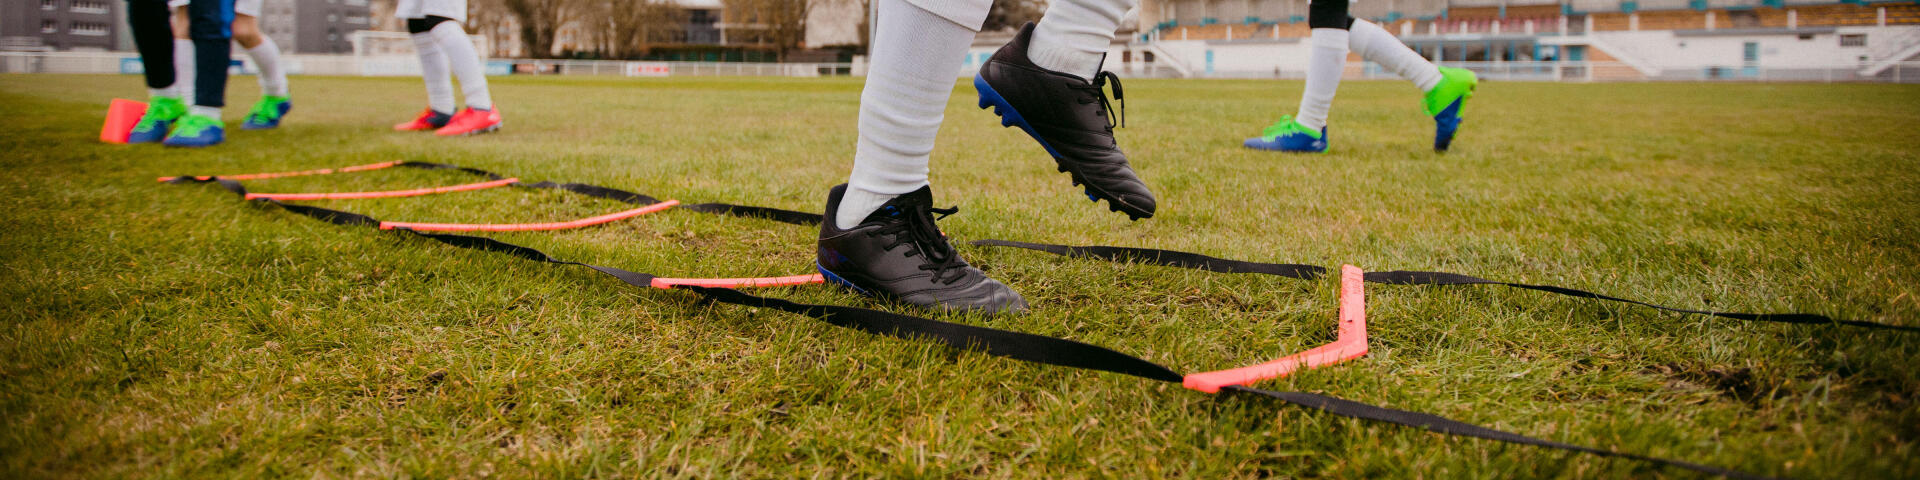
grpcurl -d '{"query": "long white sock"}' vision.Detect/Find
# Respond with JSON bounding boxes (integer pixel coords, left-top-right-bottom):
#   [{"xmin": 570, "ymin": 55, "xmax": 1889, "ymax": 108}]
[
  {"xmin": 246, "ymin": 36, "xmax": 289, "ymax": 97},
  {"xmin": 1293, "ymin": 28, "xmax": 1349, "ymax": 130},
  {"xmin": 1349, "ymin": 19, "xmax": 1441, "ymax": 92},
  {"xmin": 410, "ymin": 32, "xmax": 455, "ymax": 113},
  {"xmin": 430, "ymin": 22, "xmax": 492, "ymax": 111},
  {"xmin": 1029, "ymin": 0, "xmax": 1136, "ymax": 79},
  {"xmin": 173, "ymin": 38, "xmax": 195, "ymax": 105},
  {"xmin": 189, "ymin": 105, "xmax": 220, "ymax": 118},
  {"xmin": 838, "ymin": 0, "xmax": 979, "ymax": 229}
]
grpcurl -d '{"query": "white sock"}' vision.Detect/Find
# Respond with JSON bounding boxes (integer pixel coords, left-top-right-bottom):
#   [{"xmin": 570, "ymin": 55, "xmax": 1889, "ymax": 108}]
[
  {"xmin": 1029, "ymin": 0, "xmax": 1136, "ymax": 80},
  {"xmin": 149, "ymin": 88, "xmax": 172, "ymax": 99},
  {"xmin": 246, "ymin": 36, "xmax": 289, "ymax": 97},
  {"xmin": 189, "ymin": 105, "xmax": 220, "ymax": 118},
  {"xmin": 431, "ymin": 22, "xmax": 492, "ymax": 111},
  {"xmin": 173, "ymin": 38, "xmax": 195, "ymax": 105},
  {"xmin": 1349, "ymin": 19, "xmax": 1441, "ymax": 92},
  {"xmin": 410, "ymin": 32, "xmax": 455, "ymax": 113},
  {"xmin": 1293, "ymin": 28, "xmax": 1349, "ymax": 130},
  {"xmin": 837, "ymin": 0, "xmax": 978, "ymax": 230}
]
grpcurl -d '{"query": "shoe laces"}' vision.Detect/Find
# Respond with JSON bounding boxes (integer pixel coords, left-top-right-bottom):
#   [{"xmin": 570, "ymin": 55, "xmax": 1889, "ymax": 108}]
[
  {"xmin": 1261, "ymin": 115, "xmax": 1299, "ymax": 138},
  {"xmin": 247, "ymin": 100, "xmax": 276, "ymax": 123},
  {"xmin": 1072, "ymin": 71, "xmax": 1125, "ymax": 130},
  {"xmin": 866, "ymin": 204, "xmax": 968, "ymax": 285}
]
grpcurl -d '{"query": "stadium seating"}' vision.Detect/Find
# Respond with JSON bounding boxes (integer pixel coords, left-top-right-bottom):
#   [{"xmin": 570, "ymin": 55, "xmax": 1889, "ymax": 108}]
[{"xmin": 1146, "ymin": 1, "xmax": 1918, "ymax": 41}]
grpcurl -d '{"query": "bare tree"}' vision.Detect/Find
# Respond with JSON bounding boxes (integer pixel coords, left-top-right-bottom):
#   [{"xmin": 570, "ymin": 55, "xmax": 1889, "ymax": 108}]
[
  {"xmin": 597, "ymin": 0, "xmax": 682, "ymax": 59},
  {"xmin": 501, "ymin": 0, "xmax": 581, "ymax": 58},
  {"xmin": 722, "ymin": 0, "xmax": 813, "ymax": 61},
  {"xmin": 984, "ymin": 0, "xmax": 1046, "ymax": 32}
]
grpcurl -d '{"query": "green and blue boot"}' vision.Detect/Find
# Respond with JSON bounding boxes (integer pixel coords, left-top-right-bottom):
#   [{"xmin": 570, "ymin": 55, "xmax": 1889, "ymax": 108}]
[
  {"xmin": 163, "ymin": 113, "xmax": 225, "ymax": 148},
  {"xmin": 1425, "ymin": 66, "xmax": 1477, "ymax": 152},
  {"xmin": 1243, "ymin": 115, "xmax": 1329, "ymax": 153},
  {"xmin": 127, "ymin": 96, "xmax": 186, "ymax": 144},
  {"xmin": 241, "ymin": 95, "xmax": 292, "ymax": 130}
]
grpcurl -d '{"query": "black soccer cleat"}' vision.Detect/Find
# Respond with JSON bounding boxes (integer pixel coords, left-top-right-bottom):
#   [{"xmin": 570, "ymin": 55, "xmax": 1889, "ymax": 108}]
[
  {"xmin": 816, "ymin": 184, "xmax": 1028, "ymax": 314},
  {"xmin": 975, "ymin": 23, "xmax": 1156, "ymax": 220}
]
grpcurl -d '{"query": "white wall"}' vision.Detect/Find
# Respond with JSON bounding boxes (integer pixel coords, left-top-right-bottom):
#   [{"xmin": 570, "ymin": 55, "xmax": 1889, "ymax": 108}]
[{"xmin": 1596, "ymin": 27, "xmax": 1906, "ymax": 69}]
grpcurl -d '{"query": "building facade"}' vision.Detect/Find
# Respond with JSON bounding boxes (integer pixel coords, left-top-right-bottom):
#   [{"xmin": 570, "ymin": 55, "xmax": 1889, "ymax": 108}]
[
  {"xmin": 1, "ymin": 0, "xmax": 121, "ymax": 51},
  {"xmin": 281, "ymin": 0, "xmax": 372, "ymax": 54}
]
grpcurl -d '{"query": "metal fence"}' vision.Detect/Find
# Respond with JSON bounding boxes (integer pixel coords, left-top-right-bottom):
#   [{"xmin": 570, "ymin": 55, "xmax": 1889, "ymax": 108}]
[{"xmin": 4, "ymin": 51, "xmax": 1916, "ymax": 83}]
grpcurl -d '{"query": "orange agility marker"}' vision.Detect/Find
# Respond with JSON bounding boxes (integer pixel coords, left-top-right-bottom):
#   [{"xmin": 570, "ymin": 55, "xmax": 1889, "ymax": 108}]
[
  {"xmin": 648, "ymin": 274, "xmax": 826, "ymax": 289},
  {"xmin": 157, "ymin": 160, "xmax": 406, "ymax": 183},
  {"xmin": 243, "ymin": 178, "xmax": 519, "ymax": 201},
  {"xmin": 378, "ymin": 200, "xmax": 680, "ymax": 232},
  {"xmin": 101, "ymin": 99, "xmax": 147, "ymax": 144},
  {"xmin": 1183, "ymin": 265, "xmax": 1369, "ymax": 393}
]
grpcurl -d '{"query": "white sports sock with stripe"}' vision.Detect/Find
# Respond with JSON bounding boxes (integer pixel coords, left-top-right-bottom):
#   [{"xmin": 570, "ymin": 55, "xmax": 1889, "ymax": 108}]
[
  {"xmin": 838, "ymin": 0, "xmax": 979, "ymax": 229},
  {"xmin": 1028, "ymin": 0, "xmax": 1137, "ymax": 80},
  {"xmin": 1293, "ymin": 28, "xmax": 1349, "ymax": 130},
  {"xmin": 246, "ymin": 36, "xmax": 289, "ymax": 97},
  {"xmin": 1349, "ymin": 19, "xmax": 1441, "ymax": 92},
  {"xmin": 431, "ymin": 22, "xmax": 492, "ymax": 111},
  {"xmin": 173, "ymin": 38, "xmax": 195, "ymax": 104},
  {"xmin": 411, "ymin": 32, "xmax": 455, "ymax": 113}
]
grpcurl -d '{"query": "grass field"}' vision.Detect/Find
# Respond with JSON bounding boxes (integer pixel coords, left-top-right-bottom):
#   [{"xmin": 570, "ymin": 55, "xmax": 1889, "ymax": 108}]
[{"xmin": 2, "ymin": 73, "xmax": 1918, "ymax": 478}]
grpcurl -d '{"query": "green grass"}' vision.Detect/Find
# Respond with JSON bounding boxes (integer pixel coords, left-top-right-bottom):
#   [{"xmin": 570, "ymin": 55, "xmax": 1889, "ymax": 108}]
[{"xmin": 2, "ymin": 73, "xmax": 1917, "ymax": 478}]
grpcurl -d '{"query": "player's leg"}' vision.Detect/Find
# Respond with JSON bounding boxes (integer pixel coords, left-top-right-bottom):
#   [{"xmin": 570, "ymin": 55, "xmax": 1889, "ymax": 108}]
[
  {"xmin": 125, "ymin": 0, "xmax": 185, "ymax": 143},
  {"xmin": 1345, "ymin": 18, "xmax": 1476, "ymax": 151},
  {"xmin": 422, "ymin": 0, "xmax": 501, "ymax": 136},
  {"xmin": 170, "ymin": 5, "xmax": 195, "ymax": 108},
  {"xmin": 165, "ymin": 0, "xmax": 234, "ymax": 147},
  {"xmin": 818, "ymin": 0, "xmax": 1026, "ymax": 313},
  {"xmin": 1244, "ymin": 0, "xmax": 1349, "ymax": 153},
  {"xmin": 394, "ymin": 9, "xmax": 456, "ymax": 131},
  {"xmin": 975, "ymin": 0, "xmax": 1155, "ymax": 219},
  {"xmin": 233, "ymin": 1, "xmax": 291, "ymax": 130}
]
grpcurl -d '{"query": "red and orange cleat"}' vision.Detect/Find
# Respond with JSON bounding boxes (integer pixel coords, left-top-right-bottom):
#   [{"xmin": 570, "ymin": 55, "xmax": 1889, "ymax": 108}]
[
  {"xmin": 434, "ymin": 107, "xmax": 502, "ymax": 136},
  {"xmin": 394, "ymin": 108, "xmax": 453, "ymax": 131}
]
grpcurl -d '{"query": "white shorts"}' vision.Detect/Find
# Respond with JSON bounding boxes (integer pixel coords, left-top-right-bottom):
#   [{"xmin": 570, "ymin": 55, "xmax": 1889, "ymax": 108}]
[
  {"xmin": 235, "ymin": 0, "xmax": 260, "ymax": 17},
  {"xmin": 166, "ymin": 0, "xmax": 260, "ymax": 17},
  {"xmin": 397, "ymin": 0, "xmax": 467, "ymax": 22}
]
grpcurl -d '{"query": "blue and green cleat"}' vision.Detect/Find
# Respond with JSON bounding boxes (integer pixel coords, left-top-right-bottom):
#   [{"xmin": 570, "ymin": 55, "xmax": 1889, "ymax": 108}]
[
  {"xmin": 162, "ymin": 114, "xmax": 225, "ymax": 148},
  {"xmin": 241, "ymin": 95, "xmax": 292, "ymax": 130},
  {"xmin": 1243, "ymin": 115, "xmax": 1328, "ymax": 153},
  {"xmin": 127, "ymin": 96, "xmax": 187, "ymax": 144},
  {"xmin": 1425, "ymin": 66, "xmax": 1477, "ymax": 152}
]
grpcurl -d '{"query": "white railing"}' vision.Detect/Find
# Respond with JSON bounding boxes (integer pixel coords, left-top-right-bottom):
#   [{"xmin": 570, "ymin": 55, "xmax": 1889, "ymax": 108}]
[
  {"xmin": 0, "ymin": 51, "xmax": 857, "ymax": 78},
  {"xmin": 4, "ymin": 51, "xmax": 1916, "ymax": 83}
]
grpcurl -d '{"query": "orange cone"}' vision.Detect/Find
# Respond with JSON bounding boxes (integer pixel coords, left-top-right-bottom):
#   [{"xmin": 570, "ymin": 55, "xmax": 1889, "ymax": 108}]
[{"xmin": 100, "ymin": 98, "xmax": 148, "ymax": 144}]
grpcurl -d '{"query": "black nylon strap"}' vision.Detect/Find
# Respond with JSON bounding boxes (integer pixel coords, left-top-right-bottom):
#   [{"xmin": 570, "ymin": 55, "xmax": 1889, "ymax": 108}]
[
  {"xmin": 515, "ymin": 181, "xmax": 665, "ymax": 206},
  {"xmin": 160, "ymin": 167, "xmax": 1776, "ymax": 477},
  {"xmin": 684, "ymin": 286, "xmax": 1770, "ymax": 479},
  {"xmin": 680, "ymin": 203, "xmax": 824, "ymax": 227},
  {"xmin": 683, "ymin": 285, "xmax": 1185, "ymax": 382},
  {"xmin": 1221, "ymin": 386, "xmax": 1774, "ymax": 480},
  {"xmin": 396, "ymin": 161, "xmax": 509, "ymax": 180},
  {"xmin": 977, "ymin": 239, "xmax": 1914, "ymax": 333},
  {"xmin": 971, "ymin": 239, "xmax": 1326, "ymax": 279}
]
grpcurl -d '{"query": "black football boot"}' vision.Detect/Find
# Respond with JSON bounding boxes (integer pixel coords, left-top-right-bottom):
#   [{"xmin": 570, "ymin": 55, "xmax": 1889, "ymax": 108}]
[
  {"xmin": 974, "ymin": 22, "xmax": 1156, "ymax": 220},
  {"xmin": 816, "ymin": 184, "xmax": 1028, "ymax": 314}
]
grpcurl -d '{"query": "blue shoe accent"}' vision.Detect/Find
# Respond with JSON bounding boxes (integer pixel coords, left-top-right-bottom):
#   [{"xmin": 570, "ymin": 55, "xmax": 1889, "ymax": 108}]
[
  {"xmin": 815, "ymin": 261, "xmax": 870, "ymax": 296},
  {"xmin": 1084, "ymin": 186, "xmax": 1099, "ymax": 202},
  {"xmin": 1432, "ymin": 98, "xmax": 1464, "ymax": 152},
  {"xmin": 241, "ymin": 100, "xmax": 292, "ymax": 130},
  {"xmin": 127, "ymin": 120, "xmax": 171, "ymax": 143},
  {"xmin": 975, "ymin": 74, "xmax": 1067, "ymax": 162},
  {"xmin": 163, "ymin": 123, "xmax": 224, "ymax": 148},
  {"xmin": 1243, "ymin": 127, "xmax": 1330, "ymax": 153}
]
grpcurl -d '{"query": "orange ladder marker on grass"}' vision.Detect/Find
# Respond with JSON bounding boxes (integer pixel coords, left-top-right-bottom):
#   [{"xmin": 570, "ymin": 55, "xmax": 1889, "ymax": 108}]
[
  {"xmin": 1183, "ymin": 264, "xmax": 1370, "ymax": 393},
  {"xmin": 378, "ymin": 200, "xmax": 681, "ymax": 232},
  {"xmin": 242, "ymin": 178, "xmax": 520, "ymax": 201}
]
